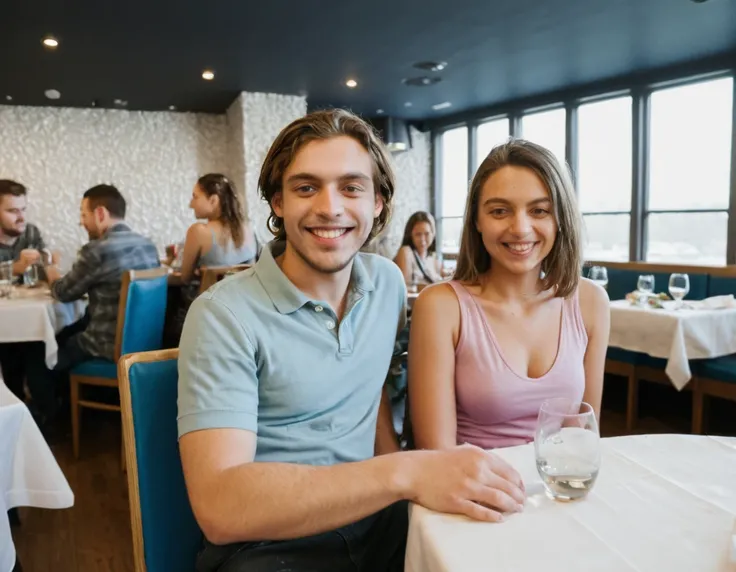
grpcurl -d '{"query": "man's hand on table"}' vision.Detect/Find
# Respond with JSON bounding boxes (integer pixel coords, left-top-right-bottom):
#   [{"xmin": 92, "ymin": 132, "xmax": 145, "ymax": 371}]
[{"xmin": 399, "ymin": 444, "xmax": 526, "ymax": 523}]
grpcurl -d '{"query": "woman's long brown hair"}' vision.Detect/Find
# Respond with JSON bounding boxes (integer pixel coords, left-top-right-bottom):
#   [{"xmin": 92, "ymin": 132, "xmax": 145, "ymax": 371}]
[{"xmin": 196, "ymin": 173, "xmax": 246, "ymax": 248}]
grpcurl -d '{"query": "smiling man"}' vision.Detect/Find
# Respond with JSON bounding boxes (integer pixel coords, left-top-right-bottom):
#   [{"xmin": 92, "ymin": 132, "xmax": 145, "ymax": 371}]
[{"xmin": 177, "ymin": 109, "xmax": 526, "ymax": 572}]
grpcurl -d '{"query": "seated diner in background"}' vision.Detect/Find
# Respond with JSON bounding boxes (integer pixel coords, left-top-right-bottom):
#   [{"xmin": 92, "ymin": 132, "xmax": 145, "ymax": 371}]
[
  {"xmin": 408, "ymin": 140, "xmax": 610, "ymax": 451},
  {"xmin": 393, "ymin": 210, "xmax": 446, "ymax": 288},
  {"xmin": 168, "ymin": 173, "xmax": 257, "ymax": 288},
  {"xmin": 24, "ymin": 184, "xmax": 160, "ymax": 430},
  {"xmin": 177, "ymin": 109, "xmax": 526, "ymax": 572},
  {"xmin": 0, "ymin": 179, "xmax": 56, "ymax": 401}
]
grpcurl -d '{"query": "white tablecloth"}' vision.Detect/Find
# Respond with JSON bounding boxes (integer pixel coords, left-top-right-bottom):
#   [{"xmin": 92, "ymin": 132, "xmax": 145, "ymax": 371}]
[
  {"xmin": 406, "ymin": 434, "xmax": 736, "ymax": 572},
  {"xmin": 0, "ymin": 286, "xmax": 86, "ymax": 368},
  {"xmin": 609, "ymin": 300, "xmax": 736, "ymax": 390},
  {"xmin": 0, "ymin": 381, "xmax": 74, "ymax": 572}
]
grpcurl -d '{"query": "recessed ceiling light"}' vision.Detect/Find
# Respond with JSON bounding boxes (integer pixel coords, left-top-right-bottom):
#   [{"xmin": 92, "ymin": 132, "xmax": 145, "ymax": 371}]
[
  {"xmin": 202, "ymin": 70, "xmax": 215, "ymax": 81},
  {"xmin": 42, "ymin": 36, "xmax": 59, "ymax": 49},
  {"xmin": 404, "ymin": 102, "xmax": 413, "ymax": 107},
  {"xmin": 5, "ymin": 96, "xmax": 12, "ymax": 102},
  {"xmin": 345, "ymin": 79, "xmax": 358, "ymax": 88},
  {"xmin": 432, "ymin": 101, "xmax": 452, "ymax": 111},
  {"xmin": 169, "ymin": 105, "xmax": 177, "ymax": 111},
  {"xmin": 44, "ymin": 89, "xmax": 61, "ymax": 100},
  {"xmin": 376, "ymin": 109, "xmax": 384, "ymax": 114}
]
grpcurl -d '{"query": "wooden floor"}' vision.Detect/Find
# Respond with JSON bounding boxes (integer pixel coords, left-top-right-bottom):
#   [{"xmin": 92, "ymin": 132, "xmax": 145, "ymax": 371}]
[{"xmin": 11, "ymin": 378, "xmax": 736, "ymax": 572}]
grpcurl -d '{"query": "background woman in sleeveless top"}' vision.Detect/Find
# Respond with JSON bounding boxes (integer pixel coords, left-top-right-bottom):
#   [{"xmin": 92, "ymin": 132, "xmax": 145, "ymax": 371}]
[
  {"xmin": 407, "ymin": 140, "xmax": 610, "ymax": 452},
  {"xmin": 178, "ymin": 173, "xmax": 257, "ymax": 286},
  {"xmin": 393, "ymin": 211, "xmax": 445, "ymax": 287}
]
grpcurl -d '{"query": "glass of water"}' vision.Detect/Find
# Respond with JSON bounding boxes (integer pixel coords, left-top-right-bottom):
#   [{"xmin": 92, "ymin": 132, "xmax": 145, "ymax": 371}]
[
  {"xmin": 0, "ymin": 260, "xmax": 12, "ymax": 298},
  {"xmin": 24, "ymin": 263, "xmax": 39, "ymax": 287},
  {"xmin": 668, "ymin": 273, "xmax": 690, "ymax": 309},
  {"xmin": 535, "ymin": 398, "xmax": 600, "ymax": 502},
  {"xmin": 588, "ymin": 266, "xmax": 608, "ymax": 289}
]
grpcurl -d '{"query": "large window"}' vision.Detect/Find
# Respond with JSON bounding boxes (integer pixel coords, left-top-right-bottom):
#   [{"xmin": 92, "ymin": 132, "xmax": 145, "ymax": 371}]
[
  {"xmin": 440, "ymin": 126, "xmax": 468, "ymax": 253},
  {"xmin": 475, "ymin": 117, "xmax": 510, "ymax": 169},
  {"xmin": 434, "ymin": 69, "xmax": 736, "ymax": 265},
  {"xmin": 646, "ymin": 77, "xmax": 734, "ymax": 264},
  {"xmin": 577, "ymin": 96, "xmax": 633, "ymax": 261},
  {"xmin": 520, "ymin": 107, "xmax": 566, "ymax": 164}
]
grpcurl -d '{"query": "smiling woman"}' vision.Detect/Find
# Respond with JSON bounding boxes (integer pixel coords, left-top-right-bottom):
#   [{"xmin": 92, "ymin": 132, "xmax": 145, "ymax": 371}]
[{"xmin": 407, "ymin": 139, "xmax": 611, "ymax": 452}]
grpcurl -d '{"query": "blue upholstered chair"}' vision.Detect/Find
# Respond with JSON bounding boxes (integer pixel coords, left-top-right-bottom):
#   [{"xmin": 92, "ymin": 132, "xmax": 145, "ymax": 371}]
[
  {"xmin": 119, "ymin": 349, "xmax": 202, "ymax": 572},
  {"xmin": 70, "ymin": 267, "xmax": 169, "ymax": 468}
]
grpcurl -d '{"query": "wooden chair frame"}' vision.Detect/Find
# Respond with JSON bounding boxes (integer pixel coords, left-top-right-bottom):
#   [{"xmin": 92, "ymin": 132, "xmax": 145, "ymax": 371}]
[
  {"xmin": 692, "ymin": 376, "xmax": 736, "ymax": 434},
  {"xmin": 198, "ymin": 264, "xmax": 251, "ymax": 294},
  {"xmin": 70, "ymin": 267, "xmax": 169, "ymax": 470},
  {"xmin": 119, "ymin": 348, "xmax": 179, "ymax": 572}
]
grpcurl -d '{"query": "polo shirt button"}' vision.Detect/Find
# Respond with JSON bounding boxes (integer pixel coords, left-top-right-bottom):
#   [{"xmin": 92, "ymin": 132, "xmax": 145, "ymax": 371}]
[
  {"xmin": 325, "ymin": 320, "xmax": 335, "ymax": 330},
  {"xmin": 315, "ymin": 305, "xmax": 323, "ymax": 312}
]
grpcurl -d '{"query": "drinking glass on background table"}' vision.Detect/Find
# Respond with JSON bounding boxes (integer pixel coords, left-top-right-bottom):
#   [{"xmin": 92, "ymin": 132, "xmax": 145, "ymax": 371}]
[
  {"xmin": 534, "ymin": 398, "xmax": 600, "ymax": 502},
  {"xmin": 669, "ymin": 273, "xmax": 690, "ymax": 309},
  {"xmin": 588, "ymin": 266, "xmax": 608, "ymax": 289},
  {"xmin": 0, "ymin": 260, "xmax": 13, "ymax": 298},
  {"xmin": 24, "ymin": 263, "xmax": 39, "ymax": 287},
  {"xmin": 637, "ymin": 274, "xmax": 655, "ymax": 304}
]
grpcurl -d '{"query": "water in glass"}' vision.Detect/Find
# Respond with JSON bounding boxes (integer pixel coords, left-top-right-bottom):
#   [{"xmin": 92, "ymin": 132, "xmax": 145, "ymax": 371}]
[
  {"xmin": 24, "ymin": 263, "xmax": 38, "ymax": 287},
  {"xmin": 535, "ymin": 398, "xmax": 600, "ymax": 501}
]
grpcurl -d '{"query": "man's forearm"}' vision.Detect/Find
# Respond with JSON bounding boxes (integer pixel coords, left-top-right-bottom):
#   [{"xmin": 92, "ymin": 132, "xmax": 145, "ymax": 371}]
[
  {"xmin": 45, "ymin": 264, "xmax": 62, "ymax": 285},
  {"xmin": 196, "ymin": 452, "xmax": 415, "ymax": 545}
]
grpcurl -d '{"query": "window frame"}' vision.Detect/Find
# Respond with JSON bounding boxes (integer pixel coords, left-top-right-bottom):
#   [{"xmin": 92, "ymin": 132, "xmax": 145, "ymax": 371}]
[{"xmin": 430, "ymin": 58, "xmax": 736, "ymax": 265}]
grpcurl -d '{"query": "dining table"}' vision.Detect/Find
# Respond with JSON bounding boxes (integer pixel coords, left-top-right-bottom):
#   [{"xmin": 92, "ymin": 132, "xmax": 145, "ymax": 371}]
[
  {"xmin": 405, "ymin": 434, "xmax": 736, "ymax": 572},
  {"xmin": 608, "ymin": 299, "xmax": 736, "ymax": 389},
  {"xmin": 0, "ymin": 376, "xmax": 74, "ymax": 572},
  {"xmin": 0, "ymin": 284, "xmax": 86, "ymax": 368}
]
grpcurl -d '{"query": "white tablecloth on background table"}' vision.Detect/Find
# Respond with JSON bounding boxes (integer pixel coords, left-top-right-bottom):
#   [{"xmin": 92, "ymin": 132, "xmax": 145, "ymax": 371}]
[
  {"xmin": 406, "ymin": 434, "xmax": 736, "ymax": 572},
  {"xmin": 608, "ymin": 300, "xmax": 736, "ymax": 390},
  {"xmin": 0, "ymin": 286, "xmax": 86, "ymax": 368},
  {"xmin": 0, "ymin": 380, "xmax": 74, "ymax": 572}
]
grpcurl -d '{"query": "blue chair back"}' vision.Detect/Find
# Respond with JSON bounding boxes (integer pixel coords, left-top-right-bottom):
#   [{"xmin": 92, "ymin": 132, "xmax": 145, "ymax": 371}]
[
  {"xmin": 119, "ymin": 269, "xmax": 169, "ymax": 359},
  {"xmin": 119, "ymin": 350, "xmax": 202, "ymax": 572}
]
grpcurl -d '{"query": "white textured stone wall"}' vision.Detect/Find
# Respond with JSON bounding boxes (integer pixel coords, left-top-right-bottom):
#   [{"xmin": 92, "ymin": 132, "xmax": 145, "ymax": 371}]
[
  {"xmin": 0, "ymin": 105, "xmax": 229, "ymax": 265},
  {"xmin": 0, "ymin": 100, "xmax": 431, "ymax": 265},
  {"xmin": 241, "ymin": 92, "xmax": 307, "ymax": 243},
  {"xmin": 383, "ymin": 127, "xmax": 432, "ymax": 259}
]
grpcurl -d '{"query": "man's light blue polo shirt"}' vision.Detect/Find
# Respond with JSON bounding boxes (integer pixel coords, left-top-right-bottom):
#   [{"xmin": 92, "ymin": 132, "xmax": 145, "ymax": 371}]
[{"xmin": 177, "ymin": 240, "xmax": 406, "ymax": 466}]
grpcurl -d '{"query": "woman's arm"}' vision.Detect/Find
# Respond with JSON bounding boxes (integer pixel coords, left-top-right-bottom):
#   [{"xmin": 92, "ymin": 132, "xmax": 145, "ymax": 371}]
[
  {"xmin": 179, "ymin": 224, "xmax": 207, "ymax": 284},
  {"xmin": 408, "ymin": 283, "xmax": 461, "ymax": 450},
  {"xmin": 393, "ymin": 246, "xmax": 414, "ymax": 284},
  {"xmin": 578, "ymin": 278, "xmax": 610, "ymax": 419}
]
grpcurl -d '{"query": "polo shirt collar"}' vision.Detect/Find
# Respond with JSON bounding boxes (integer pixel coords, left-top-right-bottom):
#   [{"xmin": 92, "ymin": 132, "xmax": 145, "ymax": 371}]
[{"xmin": 255, "ymin": 240, "xmax": 375, "ymax": 315}]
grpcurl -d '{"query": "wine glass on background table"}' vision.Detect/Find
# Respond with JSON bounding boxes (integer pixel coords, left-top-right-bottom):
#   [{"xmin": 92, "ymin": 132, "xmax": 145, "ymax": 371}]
[
  {"xmin": 535, "ymin": 398, "xmax": 601, "ymax": 502},
  {"xmin": 668, "ymin": 273, "xmax": 690, "ymax": 309},
  {"xmin": 588, "ymin": 266, "xmax": 608, "ymax": 290},
  {"xmin": 637, "ymin": 274, "xmax": 655, "ymax": 305}
]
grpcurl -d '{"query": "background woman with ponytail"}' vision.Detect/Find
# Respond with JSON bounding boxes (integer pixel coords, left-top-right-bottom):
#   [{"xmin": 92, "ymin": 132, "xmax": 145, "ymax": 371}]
[{"xmin": 177, "ymin": 173, "xmax": 257, "ymax": 285}]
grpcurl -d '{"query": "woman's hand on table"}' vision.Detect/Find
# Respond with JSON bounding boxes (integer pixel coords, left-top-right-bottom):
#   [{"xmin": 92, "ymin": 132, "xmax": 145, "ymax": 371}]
[{"xmin": 400, "ymin": 444, "xmax": 526, "ymax": 523}]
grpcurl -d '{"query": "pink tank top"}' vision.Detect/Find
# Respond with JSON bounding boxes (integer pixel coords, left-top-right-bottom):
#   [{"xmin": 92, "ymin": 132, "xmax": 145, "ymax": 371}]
[{"xmin": 448, "ymin": 281, "xmax": 588, "ymax": 450}]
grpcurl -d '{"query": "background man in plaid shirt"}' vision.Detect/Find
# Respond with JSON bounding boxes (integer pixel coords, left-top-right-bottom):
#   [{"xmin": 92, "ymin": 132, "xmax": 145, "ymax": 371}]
[{"xmin": 25, "ymin": 184, "xmax": 160, "ymax": 431}]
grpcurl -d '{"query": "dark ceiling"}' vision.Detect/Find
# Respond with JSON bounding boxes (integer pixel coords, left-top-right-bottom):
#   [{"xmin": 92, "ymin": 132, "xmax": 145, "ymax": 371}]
[{"xmin": 1, "ymin": 0, "xmax": 735, "ymax": 121}]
